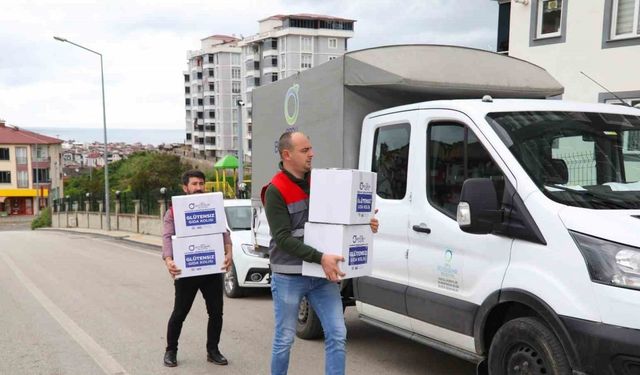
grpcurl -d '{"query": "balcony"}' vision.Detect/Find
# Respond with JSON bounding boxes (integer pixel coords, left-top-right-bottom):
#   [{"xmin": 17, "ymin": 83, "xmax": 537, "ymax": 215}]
[
  {"xmin": 245, "ymin": 69, "xmax": 259, "ymax": 77},
  {"xmin": 262, "ymin": 49, "xmax": 277, "ymax": 58}
]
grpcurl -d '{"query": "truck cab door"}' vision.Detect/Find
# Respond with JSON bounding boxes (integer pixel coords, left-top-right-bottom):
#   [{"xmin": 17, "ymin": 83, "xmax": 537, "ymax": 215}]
[
  {"xmin": 406, "ymin": 110, "xmax": 514, "ymax": 352},
  {"xmin": 354, "ymin": 112, "xmax": 415, "ymax": 331}
]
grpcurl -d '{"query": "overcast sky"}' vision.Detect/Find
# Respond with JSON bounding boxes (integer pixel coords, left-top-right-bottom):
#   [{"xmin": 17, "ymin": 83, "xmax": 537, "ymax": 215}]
[{"xmin": 0, "ymin": 0, "xmax": 498, "ymax": 130}]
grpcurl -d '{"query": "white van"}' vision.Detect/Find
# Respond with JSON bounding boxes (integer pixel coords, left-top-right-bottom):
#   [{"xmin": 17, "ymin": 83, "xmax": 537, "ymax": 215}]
[
  {"xmin": 335, "ymin": 98, "xmax": 640, "ymax": 375},
  {"xmin": 250, "ymin": 46, "xmax": 640, "ymax": 374}
]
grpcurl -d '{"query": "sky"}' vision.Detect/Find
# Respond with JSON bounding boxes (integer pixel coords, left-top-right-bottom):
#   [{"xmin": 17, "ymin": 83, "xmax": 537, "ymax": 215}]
[{"xmin": 0, "ymin": 0, "xmax": 498, "ymax": 130}]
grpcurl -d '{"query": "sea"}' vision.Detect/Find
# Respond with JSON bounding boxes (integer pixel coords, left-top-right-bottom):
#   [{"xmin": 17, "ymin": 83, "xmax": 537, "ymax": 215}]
[{"xmin": 25, "ymin": 127, "xmax": 185, "ymax": 146}]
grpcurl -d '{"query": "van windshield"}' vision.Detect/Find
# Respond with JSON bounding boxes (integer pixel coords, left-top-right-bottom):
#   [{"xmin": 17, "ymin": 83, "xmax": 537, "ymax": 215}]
[{"xmin": 486, "ymin": 111, "xmax": 640, "ymax": 209}]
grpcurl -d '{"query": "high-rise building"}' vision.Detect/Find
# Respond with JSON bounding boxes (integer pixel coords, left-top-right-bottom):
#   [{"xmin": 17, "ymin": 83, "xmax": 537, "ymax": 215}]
[
  {"xmin": 238, "ymin": 14, "xmax": 356, "ymax": 160},
  {"xmin": 184, "ymin": 35, "xmax": 242, "ymax": 160}
]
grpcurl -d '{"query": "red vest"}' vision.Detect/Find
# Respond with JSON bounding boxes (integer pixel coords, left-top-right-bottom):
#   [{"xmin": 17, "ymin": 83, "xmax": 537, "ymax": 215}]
[{"xmin": 261, "ymin": 171, "xmax": 309, "ymax": 206}]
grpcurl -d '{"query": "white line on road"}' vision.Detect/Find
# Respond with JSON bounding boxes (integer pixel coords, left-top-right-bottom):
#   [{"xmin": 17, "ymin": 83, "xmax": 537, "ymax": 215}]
[{"xmin": 0, "ymin": 251, "xmax": 130, "ymax": 375}]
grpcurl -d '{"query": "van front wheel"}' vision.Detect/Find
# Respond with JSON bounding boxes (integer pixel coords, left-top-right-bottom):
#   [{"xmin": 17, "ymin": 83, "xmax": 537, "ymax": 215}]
[
  {"xmin": 488, "ymin": 317, "xmax": 571, "ymax": 375},
  {"xmin": 295, "ymin": 296, "xmax": 324, "ymax": 340}
]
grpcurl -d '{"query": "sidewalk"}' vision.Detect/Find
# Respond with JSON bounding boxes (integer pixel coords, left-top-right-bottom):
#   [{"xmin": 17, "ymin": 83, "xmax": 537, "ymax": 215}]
[{"xmin": 41, "ymin": 227, "xmax": 162, "ymax": 249}]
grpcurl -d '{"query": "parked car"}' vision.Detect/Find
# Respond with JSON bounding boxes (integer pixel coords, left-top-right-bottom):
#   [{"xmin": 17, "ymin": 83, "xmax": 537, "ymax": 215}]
[{"xmin": 223, "ymin": 199, "xmax": 270, "ymax": 298}]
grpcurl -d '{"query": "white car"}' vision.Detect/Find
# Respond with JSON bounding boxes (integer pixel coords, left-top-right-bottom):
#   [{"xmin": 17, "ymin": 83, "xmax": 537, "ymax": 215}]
[{"xmin": 223, "ymin": 199, "xmax": 270, "ymax": 298}]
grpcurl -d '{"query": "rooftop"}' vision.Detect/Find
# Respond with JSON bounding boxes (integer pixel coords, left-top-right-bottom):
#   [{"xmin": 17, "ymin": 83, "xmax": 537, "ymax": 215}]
[
  {"xmin": 0, "ymin": 120, "xmax": 63, "ymax": 145},
  {"xmin": 260, "ymin": 13, "xmax": 356, "ymax": 22}
]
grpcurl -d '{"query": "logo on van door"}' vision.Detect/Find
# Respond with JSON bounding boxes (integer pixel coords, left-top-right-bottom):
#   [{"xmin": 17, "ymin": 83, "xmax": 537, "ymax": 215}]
[{"xmin": 284, "ymin": 84, "xmax": 299, "ymax": 126}]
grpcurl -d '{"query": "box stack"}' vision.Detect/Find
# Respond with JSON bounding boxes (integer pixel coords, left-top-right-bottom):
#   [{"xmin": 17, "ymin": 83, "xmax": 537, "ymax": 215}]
[
  {"xmin": 170, "ymin": 192, "xmax": 227, "ymax": 279},
  {"xmin": 303, "ymin": 169, "xmax": 377, "ymax": 279}
]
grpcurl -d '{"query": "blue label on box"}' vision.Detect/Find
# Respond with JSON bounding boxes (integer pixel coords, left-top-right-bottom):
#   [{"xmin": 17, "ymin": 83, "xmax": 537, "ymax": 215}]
[
  {"xmin": 348, "ymin": 245, "xmax": 368, "ymax": 266},
  {"xmin": 185, "ymin": 209, "xmax": 217, "ymax": 227},
  {"xmin": 185, "ymin": 251, "xmax": 217, "ymax": 268},
  {"xmin": 356, "ymin": 193, "xmax": 373, "ymax": 213}
]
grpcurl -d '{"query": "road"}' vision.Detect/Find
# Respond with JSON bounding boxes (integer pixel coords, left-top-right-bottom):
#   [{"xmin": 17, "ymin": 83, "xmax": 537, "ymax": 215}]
[{"xmin": 0, "ymin": 230, "xmax": 475, "ymax": 375}]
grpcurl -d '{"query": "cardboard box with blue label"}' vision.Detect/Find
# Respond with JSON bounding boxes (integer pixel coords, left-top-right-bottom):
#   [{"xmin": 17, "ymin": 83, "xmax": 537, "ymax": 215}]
[
  {"xmin": 308, "ymin": 169, "xmax": 377, "ymax": 225},
  {"xmin": 172, "ymin": 192, "xmax": 226, "ymax": 237},
  {"xmin": 171, "ymin": 234, "xmax": 225, "ymax": 279},
  {"xmin": 302, "ymin": 222, "xmax": 373, "ymax": 279}
]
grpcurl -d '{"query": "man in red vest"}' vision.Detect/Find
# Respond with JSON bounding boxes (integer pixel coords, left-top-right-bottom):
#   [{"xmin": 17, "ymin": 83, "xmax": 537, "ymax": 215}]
[{"xmin": 263, "ymin": 132, "xmax": 379, "ymax": 375}]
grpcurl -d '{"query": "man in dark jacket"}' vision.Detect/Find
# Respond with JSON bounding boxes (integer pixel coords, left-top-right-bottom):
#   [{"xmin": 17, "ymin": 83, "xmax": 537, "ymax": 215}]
[
  {"xmin": 162, "ymin": 169, "xmax": 233, "ymax": 368},
  {"xmin": 264, "ymin": 132, "xmax": 379, "ymax": 375}
]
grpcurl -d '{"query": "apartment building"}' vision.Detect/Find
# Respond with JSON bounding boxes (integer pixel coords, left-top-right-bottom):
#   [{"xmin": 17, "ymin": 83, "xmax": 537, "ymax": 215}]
[
  {"xmin": 238, "ymin": 14, "xmax": 356, "ymax": 160},
  {"xmin": 184, "ymin": 35, "xmax": 242, "ymax": 160},
  {"xmin": 0, "ymin": 120, "xmax": 63, "ymax": 215},
  {"xmin": 495, "ymin": 0, "xmax": 640, "ymax": 105}
]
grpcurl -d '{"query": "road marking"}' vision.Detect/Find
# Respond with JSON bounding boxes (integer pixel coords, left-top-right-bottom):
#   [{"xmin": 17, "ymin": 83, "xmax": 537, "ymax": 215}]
[{"xmin": 0, "ymin": 251, "xmax": 130, "ymax": 375}]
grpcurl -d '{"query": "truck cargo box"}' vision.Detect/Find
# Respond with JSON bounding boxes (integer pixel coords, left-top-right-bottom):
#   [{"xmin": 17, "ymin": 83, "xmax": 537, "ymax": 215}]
[{"xmin": 251, "ymin": 44, "xmax": 563, "ymax": 200}]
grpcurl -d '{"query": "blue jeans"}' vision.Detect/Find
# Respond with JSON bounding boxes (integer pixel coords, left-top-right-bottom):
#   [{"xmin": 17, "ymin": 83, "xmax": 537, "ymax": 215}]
[{"xmin": 271, "ymin": 273, "xmax": 346, "ymax": 375}]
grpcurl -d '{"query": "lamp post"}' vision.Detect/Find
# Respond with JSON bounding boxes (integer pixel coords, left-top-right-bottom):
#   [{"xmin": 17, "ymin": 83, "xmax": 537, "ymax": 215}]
[
  {"xmin": 54, "ymin": 36, "xmax": 110, "ymax": 230},
  {"xmin": 236, "ymin": 99, "xmax": 245, "ymax": 196}
]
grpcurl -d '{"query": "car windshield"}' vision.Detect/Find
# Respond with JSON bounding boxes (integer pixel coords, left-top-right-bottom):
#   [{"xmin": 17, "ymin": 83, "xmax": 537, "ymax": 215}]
[
  {"xmin": 486, "ymin": 110, "xmax": 640, "ymax": 209},
  {"xmin": 225, "ymin": 206, "xmax": 251, "ymax": 230}
]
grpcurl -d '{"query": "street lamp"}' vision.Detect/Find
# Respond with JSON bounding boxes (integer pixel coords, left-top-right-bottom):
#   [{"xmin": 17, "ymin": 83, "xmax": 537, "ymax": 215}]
[
  {"xmin": 54, "ymin": 36, "xmax": 111, "ymax": 230},
  {"xmin": 236, "ymin": 99, "xmax": 245, "ymax": 197}
]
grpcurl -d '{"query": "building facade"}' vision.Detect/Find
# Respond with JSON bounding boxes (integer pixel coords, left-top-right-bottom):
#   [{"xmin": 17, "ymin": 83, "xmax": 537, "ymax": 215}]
[
  {"xmin": 496, "ymin": 0, "xmax": 640, "ymax": 105},
  {"xmin": 0, "ymin": 120, "xmax": 63, "ymax": 215},
  {"xmin": 238, "ymin": 14, "xmax": 356, "ymax": 160},
  {"xmin": 184, "ymin": 35, "xmax": 242, "ymax": 160}
]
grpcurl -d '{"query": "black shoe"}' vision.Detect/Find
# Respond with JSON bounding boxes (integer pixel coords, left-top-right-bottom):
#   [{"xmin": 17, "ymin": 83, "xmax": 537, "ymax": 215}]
[
  {"xmin": 163, "ymin": 350, "xmax": 177, "ymax": 367},
  {"xmin": 207, "ymin": 350, "xmax": 228, "ymax": 365}
]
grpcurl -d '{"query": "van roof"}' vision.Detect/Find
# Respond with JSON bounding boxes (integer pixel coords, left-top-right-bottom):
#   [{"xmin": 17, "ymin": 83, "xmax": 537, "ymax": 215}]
[{"xmin": 366, "ymin": 99, "xmax": 640, "ymax": 119}]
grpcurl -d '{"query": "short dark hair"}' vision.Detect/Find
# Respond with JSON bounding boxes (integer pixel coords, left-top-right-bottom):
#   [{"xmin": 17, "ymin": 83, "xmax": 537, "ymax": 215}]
[
  {"xmin": 181, "ymin": 169, "xmax": 205, "ymax": 185},
  {"xmin": 277, "ymin": 132, "xmax": 294, "ymax": 158}
]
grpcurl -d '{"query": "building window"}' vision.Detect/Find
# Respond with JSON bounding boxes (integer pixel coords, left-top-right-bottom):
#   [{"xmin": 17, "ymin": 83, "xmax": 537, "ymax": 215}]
[
  {"xmin": 328, "ymin": 38, "xmax": 337, "ymax": 49},
  {"xmin": 209, "ymin": 83, "xmax": 215, "ymax": 91},
  {"xmin": 328, "ymin": 56, "xmax": 338, "ymax": 61},
  {"xmin": 279, "ymin": 37, "xmax": 287, "ymax": 52},
  {"xmin": 17, "ymin": 170, "xmax": 28, "ymax": 188},
  {"xmin": 232, "ymin": 67, "xmax": 241, "ymax": 79},
  {"xmin": 301, "ymin": 54, "xmax": 312, "ymax": 69},
  {"xmin": 0, "ymin": 171, "xmax": 10, "ymax": 183},
  {"xmin": 301, "ymin": 37, "xmax": 312, "ymax": 52},
  {"xmin": 232, "ymin": 82, "xmax": 241, "ymax": 93},
  {"xmin": 33, "ymin": 168, "xmax": 50, "ymax": 183},
  {"xmin": 208, "ymin": 54, "xmax": 214, "ymax": 63},
  {"xmin": 16, "ymin": 147, "xmax": 27, "ymax": 164},
  {"xmin": 208, "ymin": 96, "xmax": 215, "ymax": 105},
  {"xmin": 372, "ymin": 124, "xmax": 411, "ymax": 200},
  {"xmin": 271, "ymin": 72, "xmax": 278, "ymax": 82},
  {"xmin": 208, "ymin": 69, "xmax": 214, "ymax": 77},
  {"xmin": 185, "ymin": 98, "xmax": 191, "ymax": 106},
  {"xmin": 186, "ymin": 133, "xmax": 192, "ymax": 141},
  {"xmin": 231, "ymin": 54, "xmax": 241, "ymax": 65},
  {"xmin": 184, "ymin": 74, "xmax": 190, "ymax": 82},
  {"xmin": 209, "ymin": 111, "xmax": 215, "ymax": 119},
  {"xmin": 604, "ymin": 0, "xmax": 640, "ymax": 48},
  {"xmin": 497, "ymin": 1, "xmax": 511, "ymax": 53},
  {"xmin": 197, "ymin": 99, "xmax": 203, "ymax": 106},
  {"xmin": 197, "ymin": 72, "xmax": 203, "ymax": 79},
  {"xmin": 0, "ymin": 148, "xmax": 9, "ymax": 160},
  {"xmin": 537, "ymin": 0, "xmax": 563, "ymax": 37},
  {"xmin": 185, "ymin": 87, "xmax": 190, "ymax": 94},
  {"xmin": 530, "ymin": 0, "xmax": 568, "ymax": 46},
  {"xmin": 32, "ymin": 146, "xmax": 48, "ymax": 161}
]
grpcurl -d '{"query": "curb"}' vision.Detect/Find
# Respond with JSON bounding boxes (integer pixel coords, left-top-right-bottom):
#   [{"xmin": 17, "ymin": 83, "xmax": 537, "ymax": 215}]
[{"xmin": 39, "ymin": 228, "xmax": 162, "ymax": 252}]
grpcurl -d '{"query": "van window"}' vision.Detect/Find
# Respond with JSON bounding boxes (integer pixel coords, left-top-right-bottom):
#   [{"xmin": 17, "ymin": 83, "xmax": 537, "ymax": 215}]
[
  {"xmin": 372, "ymin": 123, "xmax": 410, "ymax": 200},
  {"xmin": 428, "ymin": 123, "xmax": 505, "ymax": 218}
]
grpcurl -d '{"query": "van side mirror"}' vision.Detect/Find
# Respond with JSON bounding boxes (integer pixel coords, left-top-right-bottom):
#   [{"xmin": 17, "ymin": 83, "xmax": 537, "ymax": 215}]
[{"xmin": 457, "ymin": 178, "xmax": 501, "ymax": 234}]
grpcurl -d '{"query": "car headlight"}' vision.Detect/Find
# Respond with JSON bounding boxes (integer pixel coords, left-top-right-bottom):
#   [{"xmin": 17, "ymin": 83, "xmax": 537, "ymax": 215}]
[
  {"xmin": 571, "ymin": 231, "xmax": 640, "ymax": 290},
  {"xmin": 241, "ymin": 243, "xmax": 262, "ymax": 257}
]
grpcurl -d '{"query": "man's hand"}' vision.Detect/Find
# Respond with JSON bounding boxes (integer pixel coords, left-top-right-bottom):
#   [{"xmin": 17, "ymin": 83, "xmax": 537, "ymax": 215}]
[
  {"xmin": 370, "ymin": 208, "xmax": 379, "ymax": 233},
  {"xmin": 222, "ymin": 244, "xmax": 233, "ymax": 272},
  {"xmin": 164, "ymin": 257, "xmax": 181, "ymax": 279},
  {"xmin": 321, "ymin": 253, "xmax": 345, "ymax": 282}
]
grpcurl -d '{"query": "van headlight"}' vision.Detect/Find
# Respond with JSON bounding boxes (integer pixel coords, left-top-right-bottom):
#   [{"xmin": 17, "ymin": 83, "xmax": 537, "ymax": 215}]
[
  {"xmin": 570, "ymin": 231, "xmax": 640, "ymax": 290},
  {"xmin": 241, "ymin": 243, "xmax": 262, "ymax": 257}
]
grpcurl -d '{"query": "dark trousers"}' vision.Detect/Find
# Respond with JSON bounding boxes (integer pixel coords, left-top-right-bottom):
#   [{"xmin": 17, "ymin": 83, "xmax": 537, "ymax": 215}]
[{"xmin": 166, "ymin": 273, "xmax": 224, "ymax": 352}]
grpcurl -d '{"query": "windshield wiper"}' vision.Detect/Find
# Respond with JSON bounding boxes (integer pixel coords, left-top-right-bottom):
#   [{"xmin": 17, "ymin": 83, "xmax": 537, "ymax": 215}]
[{"xmin": 544, "ymin": 184, "xmax": 630, "ymax": 209}]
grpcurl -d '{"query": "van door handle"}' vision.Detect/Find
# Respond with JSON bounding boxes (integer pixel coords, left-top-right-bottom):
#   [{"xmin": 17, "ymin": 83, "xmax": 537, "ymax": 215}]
[{"xmin": 412, "ymin": 224, "xmax": 431, "ymax": 234}]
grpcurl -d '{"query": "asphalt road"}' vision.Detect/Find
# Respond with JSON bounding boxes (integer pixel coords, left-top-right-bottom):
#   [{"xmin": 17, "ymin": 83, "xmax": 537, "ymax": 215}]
[{"xmin": 0, "ymin": 230, "xmax": 475, "ymax": 375}]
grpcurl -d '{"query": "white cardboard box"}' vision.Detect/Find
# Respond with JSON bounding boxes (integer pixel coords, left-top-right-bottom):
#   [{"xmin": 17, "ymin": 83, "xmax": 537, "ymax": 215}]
[
  {"xmin": 171, "ymin": 192, "xmax": 227, "ymax": 237},
  {"xmin": 172, "ymin": 234, "xmax": 225, "ymax": 279},
  {"xmin": 308, "ymin": 168, "xmax": 377, "ymax": 225},
  {"xmin": 302, "ymin": 222, "xmax": 373, "ymax": 279}
]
